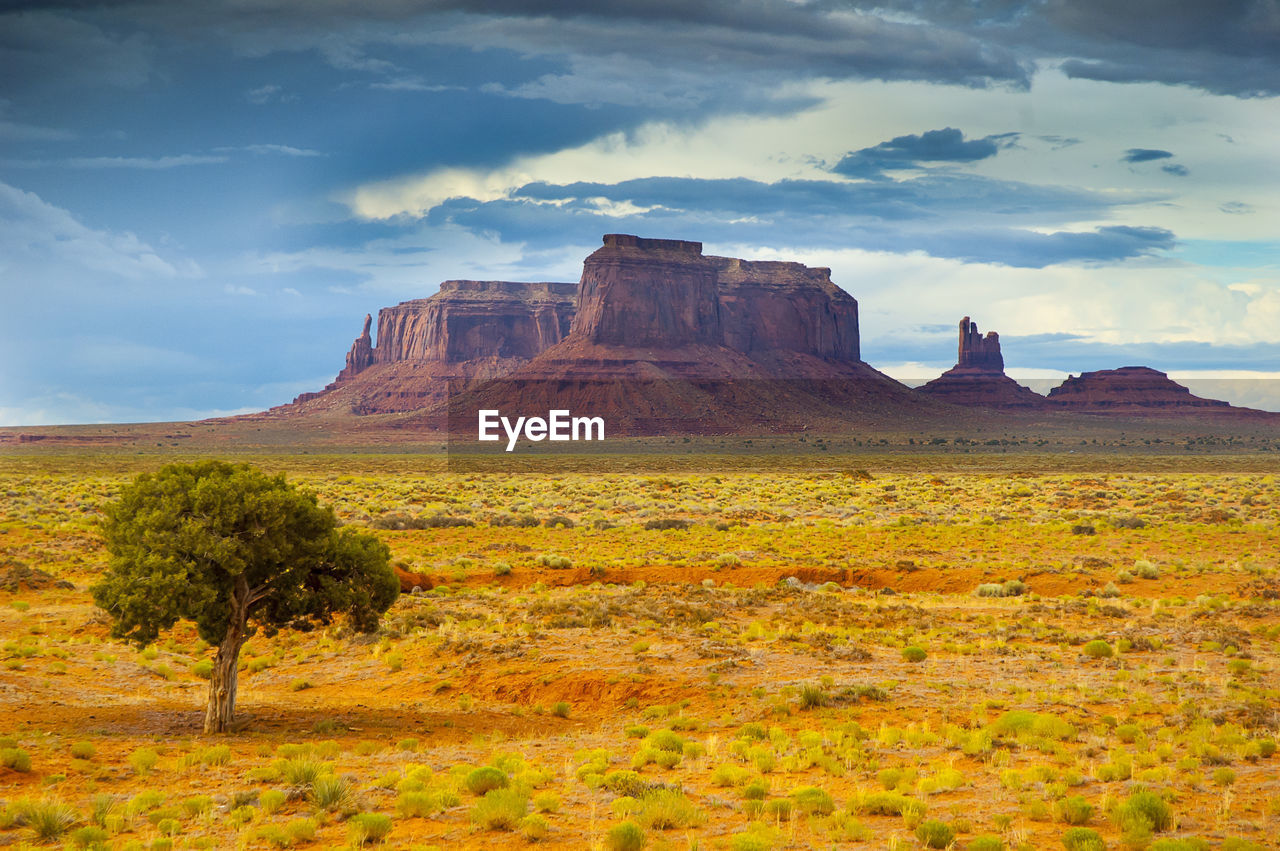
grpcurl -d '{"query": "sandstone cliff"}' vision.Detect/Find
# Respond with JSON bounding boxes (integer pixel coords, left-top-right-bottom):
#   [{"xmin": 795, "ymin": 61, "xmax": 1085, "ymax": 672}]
[{"xmin": 920, "ymin": 316, "xmax": 1045, "ymax": 409}]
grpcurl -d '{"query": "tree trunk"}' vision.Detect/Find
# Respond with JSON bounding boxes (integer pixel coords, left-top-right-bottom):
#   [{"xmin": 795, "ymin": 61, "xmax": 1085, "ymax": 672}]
[{"xmin": 204, "ymin": 577, "xmax": 250, "ymax": 734}]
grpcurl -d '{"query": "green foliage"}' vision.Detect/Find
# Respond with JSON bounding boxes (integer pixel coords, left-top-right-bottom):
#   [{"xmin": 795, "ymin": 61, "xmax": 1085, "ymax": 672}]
[
  {"xmin": 915, "ymin": 819, "xmax": 955, "ymax": 849},
  {"xmin": 470, "ymin": 788, "xmax": 528, "ymax": 830},
  {"xmin": 606, "ymin": 820, "xmax": 646, "ymax": 851},
  {"xmin": 310, "ymin": 774, "xmax": 355, "ymax": 812},
  {"xmin": 19, "ymin": 798, "xmax": 80, "ymax": 841},
  {"xmin": 1061, "ymin": 827, "xmax": 1107, "ymax": 851},
  {"xmin": 128, "ymin": 747, "xmax": 158, "ymax": 774},
  {"xmin": 1083, "ymin": 640, "xmax": 1114, "ymax": 659},
  {"xmin": 969, "ymin": 836, "xmax": 1005, "ymax": 851},
  {"xmin": 789, "ymin": 785, "xmax": 835, "ymax": 815},
  {"xmin": 902, "ymin": 645, "xmax": 927, "ymax": 662},
  {"xmin": 348, "ymin": 812, "xmax": 393, "ymax": 845},
  {"xmin": 466, "ymin": 766, "xmax": 510, "ymax": 795},
  {"xmin": 93, "ymin": 460, "xmax": 396, "ymax": 643},
  {"xmin": 1115, "ymin": 789, "xmax": 1172, "ymax": 833},
  {"xmin": 69, "ymin": 741, "xmax": 96, "ymax": 759},
  {"xmin": 1055, "ymin": 795, "xmax": 1094, "ymax": 825},
  {"xmin": 1, "ymin": 747, "xmax": 31, "ymax": 771}
]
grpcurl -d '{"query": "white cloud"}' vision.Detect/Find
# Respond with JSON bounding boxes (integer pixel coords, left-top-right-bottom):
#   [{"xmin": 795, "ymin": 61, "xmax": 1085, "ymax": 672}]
[
  {"xmin": 0, "ymin": 181, "xmax": 192, "ymax": 280},
  {"xmin": 65, "ymin": 154, "xmax": 228, "ymax": 169}
]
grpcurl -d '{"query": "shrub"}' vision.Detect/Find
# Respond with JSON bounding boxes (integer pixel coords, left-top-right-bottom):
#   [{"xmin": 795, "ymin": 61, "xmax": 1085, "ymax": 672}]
[
  {"xmin": 552, "ymin": 701, "xmax": 571, "ymax": 718},
  {"xmin": 789, "ymin": 786, "xmax": 834, "ymax": 815},
  {"xmin": 969, "ymin": 836, "xmax": 1005, "ymax": 851},
  {"xmin": 1116, "ymin": 789, "xmax": 1172, "ymax": 832},
  {"xmin": 533, "ymin": 554, "xmax": 572, "ymax": 570},
  {"xmin": 1055, "ymin": 795, "xmax": 1093, "ymax": 825},
  {"xmin": 798, "ymin": 683, "xmax": 828, "ymax": 709},
  {"xmin": 520, "ymin": 813, "xmax": 549, "ymax": 841},
  {"xmin": 71, "ymin": 825, "xmax": 109, "ymax": 848},
  {"xmin": 532, "ymin": 791, "xmax": 561, "ymax": 813},
  {"xmin": 22, "ymin": 798, "xmax": 80, "ymax": 841},
  {"xmin": 310, "ymin": 774, "xmax": 355, "ymax": 812},
  {"xmin": 916, "ymin": 820, "xmax": 955, "ymax": 849},
  {"xmin": 470, "ymin": 788, "xmax": 528, "ymax": 831},
  {"xmin": 1134, "ymin": 560, "xmax": 1160, "ymax": 579},
  {"xmin": 1083, "ymin": 640, "xmax": 1114, "ymax": 659},
  {"xmin": 280, "ymin": 757, "xmax": 329, "ymax": 787},
  {"xmin": 122, "ymin": 746, "xmax": 156, "ymax": 775},
  {"xmin": 190, "ymin": 659, "xmax": 213, "ymax": 679},
  {"xmin": 69, "ymin": 741, "xmax": 96, "ymax": 760},
  {"xmin": 259, "ymin": 789, "xmax": 286, "ymax": 815},
  {"xmin": 466, "ymin": 766, "xmax": 510, "ymax": 795},
  {"xmin": 902, "ymin": 646, "xmax": 927, "ymax": 663},
  {"xmin": 348, "ymin": 812, "xmax": 392, "ymax": 845},
  {"xmin": 637, "ymin": 788, "xmax": 704, "ymax": 829},
  {"xmin": 1, "ymin": 747, "xmax": 31, "ymax": 772},
  {"xmin": 606, "ymin": 820, "xmax": 646, "ymax": 851},
  {"xmin": 643, "ymin": 518, "xmax": 691, "ymax": 531},
  {"xmin": 1061, "ymin": 827, "xmax": 1106, "ymax": 851}
]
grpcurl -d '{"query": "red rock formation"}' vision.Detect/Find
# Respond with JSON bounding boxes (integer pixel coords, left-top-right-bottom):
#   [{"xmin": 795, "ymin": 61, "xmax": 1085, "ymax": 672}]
[
  {"xmin": 337, "ymin": 314, "xmax": 374, "ymax": 381},
  {"xmin": 1046, "ymin": 367, "xmax": 1234, "ymax": 412},
  {"xmin": 920, "ymin": 316, "xmax": 1045, "ymax": 409},
  {"xmin": 280, "ymin": 233, "xmax": 950, "ymax": 430},
  {"xmin": 438, "ymin": 235, "xmax": 938, "ymax": 434},
  {"xmin": 957, "ymin": 316, "xmax": 1003, "ymax": 371},
  {"xmin": 570, "ymin": 235, "xmax": 723, "ymax": 347},
  {"xmin": 283, "ymin": 280, "xmax": 576, "ymax": 413},
  {"xmin": 375, "ymin": 280, "xmax": 576, "ymax": 363},
  {"xmin": 715, "ymin": 257, "xmax": 859, "ymax": 360}
]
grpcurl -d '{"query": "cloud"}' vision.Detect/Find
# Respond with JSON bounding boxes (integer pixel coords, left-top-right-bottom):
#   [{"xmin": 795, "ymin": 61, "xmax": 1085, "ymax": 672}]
[
  {"xmin": 1161, "ymin": 163, "xmax": 1189, "ymax": 177},
  {"xmin": 0, "ymin": 180, "xmax": 188, "ymax": 279},
  {"xmin": 1220, "ymin": 201, "xmax": 1254, "ymax": 215},
  {"xmin": 231, "ymin": 144, "xmax": 324, "ymax": 157},
  {"xmin": 1122, "ymin": 148, "xmax": 1173, "ymax": 163},
  {"xmin": 62, "ymin": 154, "xmax": 229, "ymax": 169},
  {"xmin": 412, "ymin": 172, "xmax": 1175, "ymax": 267},
  {"xmin": 244, "ymin": 84, "xmax": 300, "ymax": 105},
  {"xmin": 833, "ymin": 127, "xmax": 1013, "ymax": 178}
]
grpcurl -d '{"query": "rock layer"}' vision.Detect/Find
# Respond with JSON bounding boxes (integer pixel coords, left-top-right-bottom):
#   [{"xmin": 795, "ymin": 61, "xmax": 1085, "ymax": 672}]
[
  {"xmin": 920, "ymin": 316, "xmax": 1045, "ymax": 409},
  {"xmin": 1046, "ymin": 366, "xmax": 1233, "ymax": 412}
]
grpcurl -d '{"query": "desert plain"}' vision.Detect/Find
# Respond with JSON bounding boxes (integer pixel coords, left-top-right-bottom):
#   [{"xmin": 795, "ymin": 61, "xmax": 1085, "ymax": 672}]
[{"xmin": 1, "ymin": 432, "xmax": 1278, "ymax": 851}]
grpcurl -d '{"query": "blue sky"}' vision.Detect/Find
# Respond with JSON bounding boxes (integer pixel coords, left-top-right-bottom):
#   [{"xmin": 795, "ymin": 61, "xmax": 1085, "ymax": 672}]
[{"xmin": 2, "ymin": 0, "xmax": 1278, "ymax": 424}]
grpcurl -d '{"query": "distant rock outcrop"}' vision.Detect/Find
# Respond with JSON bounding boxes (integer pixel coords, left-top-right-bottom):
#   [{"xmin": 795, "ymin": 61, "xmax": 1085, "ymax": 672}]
[
  {"xmin": 279, "ymin": 233, "xmax": 945, "ymax": 431},
  {"xmin": 1046, "ymin": 366, "xmax": 1236, "ymax": 413},
  {"xmin": 919, "ymin": 316, "xmax": 1045, "ymax": 409},
  {"xmin": 285, "ymin": 280, "xmax": 577, "ymax": 413}
]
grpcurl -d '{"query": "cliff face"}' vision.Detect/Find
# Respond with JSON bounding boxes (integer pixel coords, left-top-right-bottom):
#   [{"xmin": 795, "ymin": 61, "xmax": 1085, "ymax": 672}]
[
  {"xmin": 920, "ymin": 316, "xmax": 1044, "ymax": 409},
  {"xmin": 715, "ymin": 257, "xmax": 859, "ymax": 361},
  {"xmin": 368, "ymin": 280, "xmax": 576, "ymax": 366},
  {"xmin": 1046, "ymin": 367, "xmax": 1232, "ymax": 411},
  {"xmin": 570, "ymin": 235, "xmax": 723, "ymax": 347}
]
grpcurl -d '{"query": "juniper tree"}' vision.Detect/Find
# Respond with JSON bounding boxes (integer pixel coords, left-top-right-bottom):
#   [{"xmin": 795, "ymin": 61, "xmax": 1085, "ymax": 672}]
[{"xmin": 93, "ymin": 460, "xmax": 398, "ymax": 733}]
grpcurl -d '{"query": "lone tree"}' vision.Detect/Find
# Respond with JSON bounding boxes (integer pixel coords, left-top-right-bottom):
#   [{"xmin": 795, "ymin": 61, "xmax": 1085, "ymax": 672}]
[{"xmin": 93, "ymin": 460, "xmax": 398, "ymax": 733}]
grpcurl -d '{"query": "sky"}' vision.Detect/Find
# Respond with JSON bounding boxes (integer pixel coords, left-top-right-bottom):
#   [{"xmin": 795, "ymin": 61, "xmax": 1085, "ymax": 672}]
[{"xmin": 2, "ymin": 0, "xmax": 1279, "ymax": 425}]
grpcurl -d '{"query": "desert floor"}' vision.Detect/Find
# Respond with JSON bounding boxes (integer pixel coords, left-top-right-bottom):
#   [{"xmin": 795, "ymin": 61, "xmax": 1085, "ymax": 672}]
[{"xmin": 1, "ymin": 450, "xmax": 1277, "ymax": 850}]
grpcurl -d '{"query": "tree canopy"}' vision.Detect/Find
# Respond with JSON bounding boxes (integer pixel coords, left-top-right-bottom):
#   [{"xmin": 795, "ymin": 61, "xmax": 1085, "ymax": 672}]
[{"xmin": 92, "ymin": 460, "xmax": 398, "ymax": 731}]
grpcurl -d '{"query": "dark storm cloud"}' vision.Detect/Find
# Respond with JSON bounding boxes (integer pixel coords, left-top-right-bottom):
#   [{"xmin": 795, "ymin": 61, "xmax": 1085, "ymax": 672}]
[
  {"xmin": 832, "ymin": 128, "xmax": 1013, "ymax": 178},
  {"xmin": 440, "ymin": 174, "xmax": 1175, "ymax": 267},
  {"xmin": 862, "ymin": 0, "xmax": 1280, "ymax": 96},
  {"xmin": 1123, "ymin": 148, "xmax": 1174, "ymax": 163}
]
